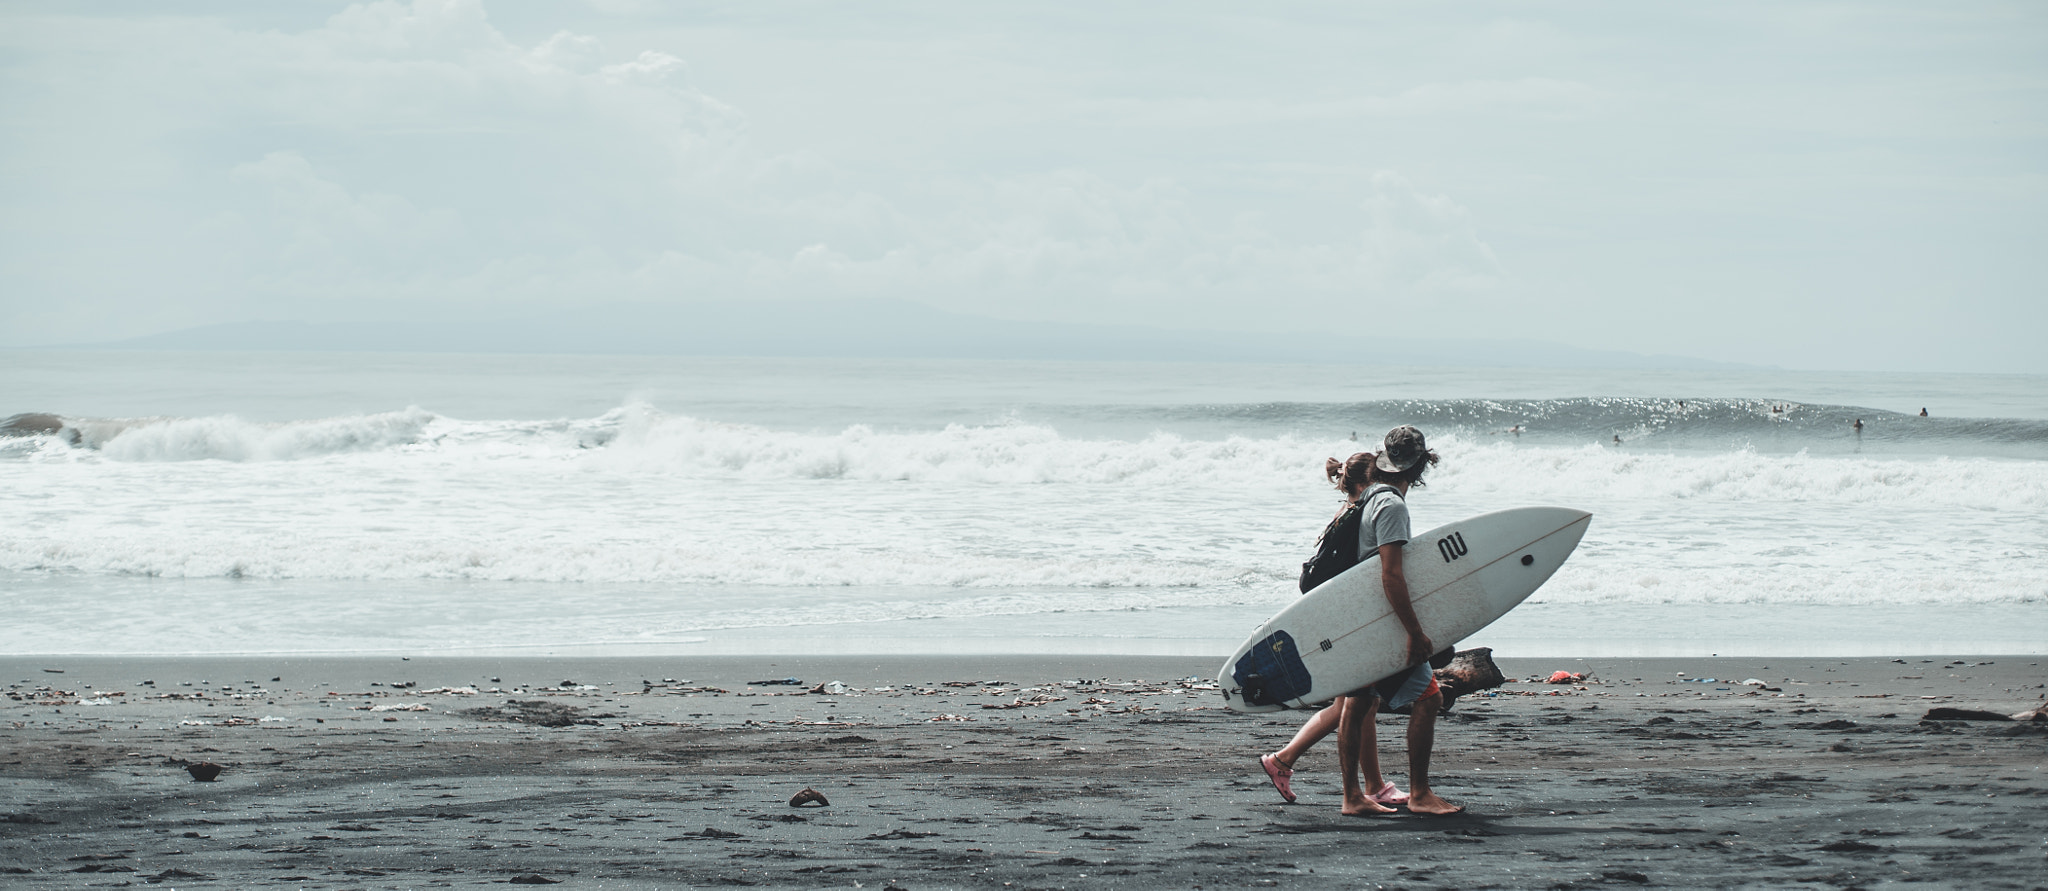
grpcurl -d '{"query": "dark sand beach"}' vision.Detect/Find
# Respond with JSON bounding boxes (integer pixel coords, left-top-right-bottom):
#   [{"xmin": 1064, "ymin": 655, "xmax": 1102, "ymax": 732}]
[{"xmin": 3, "ymin": 654, "xmax": 2044, "ymax": 889}]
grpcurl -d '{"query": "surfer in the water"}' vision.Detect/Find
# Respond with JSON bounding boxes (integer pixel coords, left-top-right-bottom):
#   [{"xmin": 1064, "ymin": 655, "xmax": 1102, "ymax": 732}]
[{"xmin": 1259, "ymin": 426, "xmax": 1463, "ymax": 816}]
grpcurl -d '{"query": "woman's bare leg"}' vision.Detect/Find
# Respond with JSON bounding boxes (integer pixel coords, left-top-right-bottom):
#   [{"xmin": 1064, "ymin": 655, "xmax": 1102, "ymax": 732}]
[{"xmin": 1269, "ymin": 701, "xmax": 1339, "ymax": 770}]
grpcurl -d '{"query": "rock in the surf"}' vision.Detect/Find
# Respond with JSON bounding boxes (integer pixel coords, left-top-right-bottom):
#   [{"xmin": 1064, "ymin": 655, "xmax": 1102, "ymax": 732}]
[{"xmin": 0, "ymin": 413, "xmax": 64, "ymax": 436}]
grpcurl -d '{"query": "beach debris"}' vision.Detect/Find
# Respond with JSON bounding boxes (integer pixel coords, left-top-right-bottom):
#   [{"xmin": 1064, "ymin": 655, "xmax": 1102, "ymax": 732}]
[
  {"xmin": 509, "ymin": 875, "xmax": 563, "ymax": 884},
  {"xmin": 360, "ymin": 703, "xmax": 430, "ymax": 712},
  {"xmin": 1547, "ymin": 671, "xmax": 1585, "ymax": 684},
  {"xmin": 689, "ymin": 827, "xmax": 743, "ymax": 838},
  {"xmin": 2010, "ymin": 703, "xmax": 2048, "ymax": 722},
  {"xmin": 789, "ymin": 787, "xmax": 830, "ymax": 807},
  {"xmin": 145, "ymin": 868, "xmax": 208, "ymax": 883},
  {"xmin": 984, "ymin": 694, "xmax": 1067, "ymax": 710},
  {"xmin": 1432, "ymin": 648, "xmax": 1507, "ymax": 711},
  {"xmin": 750, "ymin": 678, "xmax": 803, "ymax": 686},
  {"xmin": 41, "ymin": 668, "xmax": 63, "ymax": 674},
  {"xmin": 806, "ymin": 681, "xmax": 849, "ymax": 695},
  {"xmin": 865, "ymin": 828, "xmax": 939, "ymax": 840},
  {"xmin": 457, "ymin": 699, "xmax": 612, "ymax": 727},
  {"xmin": 185, "ymin": 762, "xmax": 223, "ymax": 782},
  {"xmin": 1922, "ymin": 707, "xmax": 2012, "ymax": 722}
]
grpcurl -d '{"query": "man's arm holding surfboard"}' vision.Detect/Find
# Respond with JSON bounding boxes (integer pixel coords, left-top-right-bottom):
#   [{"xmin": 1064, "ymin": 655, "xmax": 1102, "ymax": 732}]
[{"xmin": 1379, "ymin": 544, "xmax": 1435, "ymax": 668}]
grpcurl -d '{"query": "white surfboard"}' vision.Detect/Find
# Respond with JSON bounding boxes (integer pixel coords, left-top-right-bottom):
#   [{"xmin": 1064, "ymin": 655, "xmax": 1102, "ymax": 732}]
[{"xmin": 1219, "ymin": 506, "xmax": 1591, "ymax": 712}]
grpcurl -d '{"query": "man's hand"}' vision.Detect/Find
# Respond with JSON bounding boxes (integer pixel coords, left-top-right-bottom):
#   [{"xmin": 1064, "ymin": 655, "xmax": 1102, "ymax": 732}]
[{"xmin": 1407, "ymin": 632, "xmax": 1435, "ymax": 668}]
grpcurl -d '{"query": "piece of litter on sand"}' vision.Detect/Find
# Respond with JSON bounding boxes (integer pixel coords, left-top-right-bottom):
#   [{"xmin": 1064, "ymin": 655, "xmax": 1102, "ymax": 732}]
[
  {"xmin": 750, "ymin": 678, "xmax": 803, "ymax": 686},
  {"xmin": 186, "ymin": 762, "xmax": 223, "ymax": 782},
  {"xmin": 1546, "ymin": 671, "xmax": 1585, "ymax": 684}
]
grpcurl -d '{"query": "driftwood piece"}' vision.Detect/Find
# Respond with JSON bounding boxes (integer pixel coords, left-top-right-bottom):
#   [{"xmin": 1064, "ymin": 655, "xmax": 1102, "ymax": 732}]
[
  {"xmin": 1386, "ymin": 647, "xmax": 1504, "ymax": 714},
  {"xmin": 788, "ymin": 787, "xmax": 830, "ymax": 807}
]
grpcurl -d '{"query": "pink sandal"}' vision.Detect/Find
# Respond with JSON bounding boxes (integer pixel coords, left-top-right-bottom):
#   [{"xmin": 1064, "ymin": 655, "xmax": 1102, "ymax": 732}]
[
  {"xmin": 1260, "ymin": 754, "xmax": 1297, "ymax": 803},
  {"xmin": 1369, "ymin": 781, "xmax": 1409, "ymax": 805}
]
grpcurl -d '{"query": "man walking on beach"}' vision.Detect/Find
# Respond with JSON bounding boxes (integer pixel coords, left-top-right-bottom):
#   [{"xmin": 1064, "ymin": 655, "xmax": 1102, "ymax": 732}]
[
  {"xmin": 1335, "ymin": 427, "xmax": 1461, "ymax": 816},
  {"xmin": 1261, "ymin": 427, "xmax": 1462, "ymax": 816}
]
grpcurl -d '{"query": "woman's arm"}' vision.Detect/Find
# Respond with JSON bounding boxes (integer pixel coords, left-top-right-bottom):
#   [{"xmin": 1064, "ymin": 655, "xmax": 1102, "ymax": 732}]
[{"xmin": 1379, "ymin": 543, "xmax": 1434, "ymax": 667}]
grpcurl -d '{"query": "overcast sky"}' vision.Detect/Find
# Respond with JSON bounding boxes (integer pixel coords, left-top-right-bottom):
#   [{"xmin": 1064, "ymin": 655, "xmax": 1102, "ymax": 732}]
[{"xmin": 2, "ymin": 1, "xmax": 2042, "ymax": 372}]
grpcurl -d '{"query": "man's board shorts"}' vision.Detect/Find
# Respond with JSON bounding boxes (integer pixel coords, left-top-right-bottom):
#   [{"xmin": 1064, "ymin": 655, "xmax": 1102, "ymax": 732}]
[{"xmin": 1347, "ymin": 662, "xmax": 1438, "ymax": 711}]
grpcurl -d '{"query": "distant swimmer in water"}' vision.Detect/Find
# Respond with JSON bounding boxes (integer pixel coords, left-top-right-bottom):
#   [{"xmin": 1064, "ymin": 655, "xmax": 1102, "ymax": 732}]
[
  {"xmin": 1772, "ymin": 404, "xmax": 1782, "ymax": 414},
  {"xmin": 1920, "ymin": 408, "xmax": 1929, "ymax": 417},
  {"xmin": 1612, "ymin": 434, "xmax": 1622, "ymax": 446},
  {"xmin": 1509, "ymin": 424, "xmax": 1522, "ymax": 436},
  {"xmin": 1852, "ymin": 418, "xmax": 1863, "ymax": 432}
]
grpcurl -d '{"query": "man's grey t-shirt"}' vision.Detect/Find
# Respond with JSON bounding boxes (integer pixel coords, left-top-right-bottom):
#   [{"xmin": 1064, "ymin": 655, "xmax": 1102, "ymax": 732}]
[{"xmin": 1357, "ymin": 484, "xmax": 1411, "ymax": 559}]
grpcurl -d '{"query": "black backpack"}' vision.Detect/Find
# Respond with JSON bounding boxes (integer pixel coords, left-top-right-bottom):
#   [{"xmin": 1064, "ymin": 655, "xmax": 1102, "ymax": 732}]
[{"xmin": 1298, "ymin": 485, "xmax": 1394, "ymax": 593}]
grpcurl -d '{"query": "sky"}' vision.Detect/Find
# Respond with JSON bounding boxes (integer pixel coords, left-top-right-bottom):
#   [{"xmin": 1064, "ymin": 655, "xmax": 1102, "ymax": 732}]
[{"xmin": 1, "ymin": 0, "xmax": 2043, "ymax": 373}]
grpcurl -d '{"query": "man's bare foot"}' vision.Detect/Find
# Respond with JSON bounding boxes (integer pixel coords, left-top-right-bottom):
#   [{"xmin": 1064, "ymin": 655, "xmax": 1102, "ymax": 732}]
[
  {"xmin": 1340, "ymin": 793, "xmax": 1399, "ymax": 816},
  {"xmin": 1405, "ymin": 790, "xmax": 1464, "ymax": 815}
]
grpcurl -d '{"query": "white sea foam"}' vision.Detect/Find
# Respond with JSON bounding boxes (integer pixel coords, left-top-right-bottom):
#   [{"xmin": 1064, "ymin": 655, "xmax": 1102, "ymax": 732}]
[
  {"xmin": 72, "ymin": 408, "xmax": 441, "ymax": 461},
  {"xmin": 5, "ymin": 407, "xmax": 2043, "ymax": 598},
  {"xmin": 5, "ymin": 394, "xmax": 2045, "ymax": 657}
]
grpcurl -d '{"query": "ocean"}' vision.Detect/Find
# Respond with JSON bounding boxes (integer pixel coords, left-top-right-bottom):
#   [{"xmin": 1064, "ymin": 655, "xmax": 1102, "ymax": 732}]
[{"xmin": 4, "ymin": 350, "xmax": 2044, "ymax": 658}]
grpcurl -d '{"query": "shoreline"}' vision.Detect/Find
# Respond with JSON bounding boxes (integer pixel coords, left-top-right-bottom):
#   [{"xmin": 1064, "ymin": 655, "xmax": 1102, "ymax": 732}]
[
  {"xmin": 10, "ymin": 597, "xmax": 2047, "ymax": 660},
  {"xmin": 5, "ymin": 654, "xmax": 2044, "ymax": 888}
]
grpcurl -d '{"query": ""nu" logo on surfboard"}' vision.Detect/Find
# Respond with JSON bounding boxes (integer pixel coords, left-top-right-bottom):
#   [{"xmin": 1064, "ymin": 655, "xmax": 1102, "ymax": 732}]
[{"xmin": 1437, "ymin": 532, "xmax": 1469, "ymax": 563}]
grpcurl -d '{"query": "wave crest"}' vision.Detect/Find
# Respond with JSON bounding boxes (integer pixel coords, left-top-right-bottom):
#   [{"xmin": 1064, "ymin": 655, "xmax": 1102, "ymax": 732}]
[{"xmin": 86, "ymin": 408, "xmax": 439, "ymax": 462}]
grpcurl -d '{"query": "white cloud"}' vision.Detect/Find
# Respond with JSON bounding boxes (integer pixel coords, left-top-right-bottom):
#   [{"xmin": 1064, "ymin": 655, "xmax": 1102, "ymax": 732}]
[
  {"xmin": 0, "ymin": 0, "xmax": 1506, "ymax": 337},
  {"xmin": 2, "ymin": 0, "xmax": 2040, "ymax": 370}
]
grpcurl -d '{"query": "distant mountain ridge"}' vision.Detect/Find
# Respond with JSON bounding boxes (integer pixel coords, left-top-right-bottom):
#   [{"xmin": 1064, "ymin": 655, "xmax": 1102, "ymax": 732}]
[{"xmin": 57, "ymin": 299, "xmax": 1758, "ymax": 370}]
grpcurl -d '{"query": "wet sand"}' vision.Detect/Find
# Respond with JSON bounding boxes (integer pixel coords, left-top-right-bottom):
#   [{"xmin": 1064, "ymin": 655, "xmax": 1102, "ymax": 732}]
[{"xmin": 3, "ymin": 654, "xmax": 2044, "ymax": 889}]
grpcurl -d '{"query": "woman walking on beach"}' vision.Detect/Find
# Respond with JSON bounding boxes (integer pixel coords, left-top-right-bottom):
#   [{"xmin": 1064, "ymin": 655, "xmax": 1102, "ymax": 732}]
[{"xmin": 1259, "ymin": 426, "xmax": 1462, "ymax": 815}]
